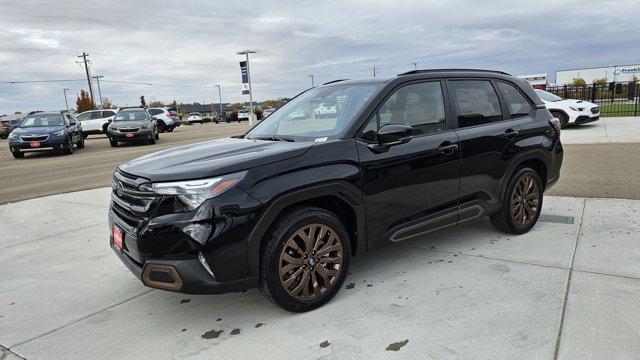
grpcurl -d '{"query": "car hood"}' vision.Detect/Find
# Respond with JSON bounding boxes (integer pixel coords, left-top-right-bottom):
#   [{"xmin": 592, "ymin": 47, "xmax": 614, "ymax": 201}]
[
  {"xmin": 545, "ymin": 99, "xmax": 597, "ymax": 108},
  {"xmin": 13, "ymin": 126, "xmax": 65, "ymax": 135},
  {"xmin": 119, "ymin": 137, "xmax": 314, "ymax": 182}
]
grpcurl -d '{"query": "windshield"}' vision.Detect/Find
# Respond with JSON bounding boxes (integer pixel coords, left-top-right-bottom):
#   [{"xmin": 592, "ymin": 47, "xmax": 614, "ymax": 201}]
[
  {"xmin": 535, "ymin": 89, "xmax": 562, "ymax": 102},
  {"xmin": 20, "ymin": 114, "xmax": 64, "ymax": 127},
  {"xmin": 114, "ymin": 110, "xmax": 148, "ymax": 121},
  {"xmin": 246, "ymin": 83, "xmax": 380, "ymax": 140}
]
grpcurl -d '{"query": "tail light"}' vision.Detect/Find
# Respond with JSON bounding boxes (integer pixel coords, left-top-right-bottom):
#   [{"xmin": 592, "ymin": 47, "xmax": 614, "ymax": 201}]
[
  {"xmin": 166, "ymin": 113, "xmax": 173, "ymax": 117},
  {"xmin": 548, "ymin": 117, "xmax": 561, "ymax": 138}
]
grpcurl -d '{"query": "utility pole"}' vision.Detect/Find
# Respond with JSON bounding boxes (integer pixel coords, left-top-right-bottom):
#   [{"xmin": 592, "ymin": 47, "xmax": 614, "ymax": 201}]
[
  {"xmin": 63, "ymin": 88, "xmax": 70, "ymax": 111},
  {"xmin": 308, "ymin": 74, "xmax": 315, "ymax": 87},
  {"xmin": 373, "ymin": 66, "xmax": 376, "ymax": 77},
  {"xmin": 412, "ymin": 62, "xmax": 418, "ymax": 70},
  {"xmin": 237, "ymin": 49, "xmax": 257, "ymax": 126},
  {"xmin": 92, "ymin": 75, "xmax": 104, "ymax": 108},
  {"xmin": 78, "ymin": 52, "xmax": 95, "ymax": 106},
  {"xmin": 214, "ymin": 84, "xmax": 223, "ymax": 118}
]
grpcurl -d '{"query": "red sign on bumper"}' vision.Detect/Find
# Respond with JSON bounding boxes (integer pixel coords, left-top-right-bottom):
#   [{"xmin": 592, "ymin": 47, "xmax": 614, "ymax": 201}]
[
  {"xmin": 113, "ymin": 226, "xmax": 123, "ymax": 250},
  {"xmin": 30, "ymin": 142, "xmax": 41, "ymax": 147}
]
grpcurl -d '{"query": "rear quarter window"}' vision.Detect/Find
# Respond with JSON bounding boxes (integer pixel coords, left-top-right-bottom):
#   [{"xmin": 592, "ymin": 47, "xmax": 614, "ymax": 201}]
[{"xmin": 497, "ymin": 82, "xmax": 532, "ymax": 118}]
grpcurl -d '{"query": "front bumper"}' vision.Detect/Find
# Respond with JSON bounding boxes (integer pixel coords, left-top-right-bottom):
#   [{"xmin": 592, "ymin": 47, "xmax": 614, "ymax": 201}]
[
  {"xmin": 9, "ymin": 138, "xmax": 68, "ymax": 152},
  {"xmin": 574, "ymin": 115, "xmax": 600, "ymax": 124},
  {"xmin": 108, "ymin": 129, "xmax": 152, "ymax": 142}
]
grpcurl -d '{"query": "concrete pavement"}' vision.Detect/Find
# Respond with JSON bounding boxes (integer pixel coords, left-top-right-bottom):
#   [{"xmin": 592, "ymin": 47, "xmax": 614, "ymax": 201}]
[
  {"xmin": 1, "ymin": 188, "xmax": 639, "ymax": 359},
  {"xmin": 561, "ymin": 116, "xmax": 640, "ymax": 144}
]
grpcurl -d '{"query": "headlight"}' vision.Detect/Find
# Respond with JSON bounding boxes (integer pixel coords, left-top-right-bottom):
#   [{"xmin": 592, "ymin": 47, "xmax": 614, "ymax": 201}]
[
  {"xmin": 569, "ymin": 106, "xmax": 583, "ymax": 112},
  {"xmin": 52, "ymin": 130, "xmax": 65, "ymax": 136},
  {"xmin": 8, "ymin": 132, "xmax": 18, "ymax": 140},
  {"xmin": 141, "ymin": 123, "xmax": 150, "ymax": 129},
  {"xmin": 149, "ymin": 171, "xmax": 246, "ymax": 210}
]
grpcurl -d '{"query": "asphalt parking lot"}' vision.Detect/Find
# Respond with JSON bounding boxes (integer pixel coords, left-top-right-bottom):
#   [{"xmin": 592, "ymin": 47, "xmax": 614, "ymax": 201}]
[
  {"xmin": 1, "ymin": 118, "xmax": 639, "ymax": 204},
  {"xmin": 0, "ymin": 122, "xmax": 251, "ymax": 204},
  {"xmin": 1, "ymin": 189, "xmax": 639, "ymax": 359}
]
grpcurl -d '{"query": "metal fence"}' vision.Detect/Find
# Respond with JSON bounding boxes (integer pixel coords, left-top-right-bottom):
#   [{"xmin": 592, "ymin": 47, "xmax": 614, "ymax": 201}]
[{"xmin": 545, "ymin": 81, "xmax": 640, "ymax": 117}]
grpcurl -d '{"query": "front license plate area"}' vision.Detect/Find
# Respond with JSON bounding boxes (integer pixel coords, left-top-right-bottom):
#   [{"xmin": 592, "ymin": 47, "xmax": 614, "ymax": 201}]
[
  {"xmin": 30, "ymin": 142, "xmax": 41, "ymax": 147},
  {"xmin": 125, "ymin": 132, "xmax": 134, "ymax": 137},
  {"xmin": 113, "ymin": 226, "xmax": 123, "ymax": 252}
]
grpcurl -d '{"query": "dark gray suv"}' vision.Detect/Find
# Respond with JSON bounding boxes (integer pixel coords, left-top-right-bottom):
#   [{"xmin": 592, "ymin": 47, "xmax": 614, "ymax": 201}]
[{"xmin": 107, "ymin": 108, "xmax": 159, "ymax": 147}]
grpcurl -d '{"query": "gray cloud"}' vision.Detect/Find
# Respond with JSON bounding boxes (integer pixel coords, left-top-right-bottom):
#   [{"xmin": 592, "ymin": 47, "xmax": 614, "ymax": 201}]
[{"xmin": 1, "ymin": 0, "xmax": 639, "ymax": 114}]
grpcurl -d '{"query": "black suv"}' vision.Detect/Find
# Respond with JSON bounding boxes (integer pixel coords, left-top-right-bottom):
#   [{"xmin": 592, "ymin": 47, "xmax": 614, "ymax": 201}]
[
  {"xmin": 109, "ymin": 69, "xmax": 563, "ymax": 312},
  {"xmin": 8, "ymin": 111, "xmax": 84, "ymax": 158}
]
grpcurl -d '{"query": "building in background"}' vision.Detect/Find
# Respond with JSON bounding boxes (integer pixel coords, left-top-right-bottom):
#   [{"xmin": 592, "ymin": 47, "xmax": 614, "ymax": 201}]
[
  {"xmin": 555, "ymin": 64, "xmax": 640, "ymax": 85},
  {"xmin": 518, "ymin": 74, "xmax": 548, "ymax": 89}
]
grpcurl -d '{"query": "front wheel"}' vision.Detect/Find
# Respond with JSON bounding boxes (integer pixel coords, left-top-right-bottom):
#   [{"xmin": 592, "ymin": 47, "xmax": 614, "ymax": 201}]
[
  {"xmin": 63, "ymin": 139, "xmax": 75, "ymax": 155},
  {"xmin": 551, "ymin": 111, "xmax": 569, "ymax": 129},
  {"xmin": 109, "ymin": 138, "xmax": 118, "ymax": 147},
  {"xmin": 259, "ymin": 207, "xmax": 350, "ymax": 312},
  {"xmin": 490, "ymin": 167, "xmax": 543, "ymax": 234},
  {"xmin": 12, "ymin": 151, "xmax": 24, "ymax": 158},
  {"xmin": 77, "ymin": 134, "xmax": 85, "ymax": 148},
  {"xmin": 154, "ymin": 128, "xmax": 159, "ymax": 140}
]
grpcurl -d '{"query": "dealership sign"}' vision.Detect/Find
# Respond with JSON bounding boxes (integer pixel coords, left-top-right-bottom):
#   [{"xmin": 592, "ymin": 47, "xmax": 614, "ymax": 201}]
[
  {"xmin": 613, "ymin": 66, "xmax": 640, "ymax": 76},
  {"xmin": 239, "ymin": 61, "xmax": 250, "ymax": 95}
]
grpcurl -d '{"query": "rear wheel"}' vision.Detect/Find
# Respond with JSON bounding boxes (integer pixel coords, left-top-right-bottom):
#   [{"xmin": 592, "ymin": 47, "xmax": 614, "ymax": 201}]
[
  {"xmin": 12, "ymin": 151, "xmax": 24, "ymax": 158},
  {"xmin": 77, "ymin": 134, "xmax": 85, "ymax": 148},
  {"xmin": 490, "ymin": 167, "xmax": 543, "ymax": 234},
  {"xmin": 259, "ymin": 207, "xmax": 350, "ymax": 312}
]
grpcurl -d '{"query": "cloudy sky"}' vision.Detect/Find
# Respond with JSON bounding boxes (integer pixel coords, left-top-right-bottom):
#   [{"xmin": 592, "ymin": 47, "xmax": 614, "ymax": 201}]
[{"xmin": 1, "ymin": 0, "xmax": 639, "ymax": 114}]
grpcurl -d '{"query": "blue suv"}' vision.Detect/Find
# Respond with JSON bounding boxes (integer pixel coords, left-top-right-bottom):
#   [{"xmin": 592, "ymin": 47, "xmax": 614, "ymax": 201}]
[{"xmin": 8, "ymin": 111, "xmax": 85, "ymax": 158}]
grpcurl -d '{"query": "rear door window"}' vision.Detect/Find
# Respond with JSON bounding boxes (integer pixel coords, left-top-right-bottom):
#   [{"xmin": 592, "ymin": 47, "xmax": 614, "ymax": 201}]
[
  {"xmin": 148, "ymin": 109, "xmax": 163, "ymax": 115},
  {"xmin": 90, "ymin": 111, "xmax": 103, "ymax": 120},
  {"xmin": 102, "ymin": 111, "xmax": 116, "ymax": 117},
  {"xmin": 448, "ymin": 80, "xmax": 503, "ymax": 128},
  {"xmin": 497, "ymin": 82, "xmax": 532, "ymax": 118}
]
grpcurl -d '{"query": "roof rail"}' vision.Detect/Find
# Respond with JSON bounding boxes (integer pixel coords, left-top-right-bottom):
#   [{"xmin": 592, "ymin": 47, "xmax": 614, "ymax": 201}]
[
  {"xmin": 323, "ymin": 79, "xmax": 349, "ymax": 85},
  {"xmin": 397, "ymin": 69, "xmax": 511, "ymax": 76}
]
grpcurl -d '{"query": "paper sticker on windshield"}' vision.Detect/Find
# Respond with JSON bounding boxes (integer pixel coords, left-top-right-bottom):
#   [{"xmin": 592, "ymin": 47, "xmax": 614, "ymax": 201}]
[{"xmin": 315, "ymin": 137, "xmax": 327, "ymax": 142}]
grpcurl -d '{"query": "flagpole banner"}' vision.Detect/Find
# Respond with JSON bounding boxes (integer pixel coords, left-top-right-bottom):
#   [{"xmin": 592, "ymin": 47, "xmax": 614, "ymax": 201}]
[{"xmin": 239, "ymin": 61, "xmax": 250, "ymax": 95}]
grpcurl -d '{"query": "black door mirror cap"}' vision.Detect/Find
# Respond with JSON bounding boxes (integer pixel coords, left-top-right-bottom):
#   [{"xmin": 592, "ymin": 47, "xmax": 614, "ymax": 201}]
[{"xmin": 377, "ymin": 124, "xmax": 413, "ymax": 146}]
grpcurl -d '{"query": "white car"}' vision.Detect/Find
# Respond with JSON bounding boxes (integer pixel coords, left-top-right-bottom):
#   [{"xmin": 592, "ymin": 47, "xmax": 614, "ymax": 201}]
[
  {"xmin": 186, "ymin": 112, "xmax": 204, "ymax": 124},
  {"xmin": 535, "ymin": 89, "xmax": 600, "ymax": 128},
  {"xmin": 237, "ymin": 110, "xmax": 251, "ymax": 122},
  {"xmin": 76, "ymin": 109, "xmax": 118, "ymax": 137},
  {"xmin": 262, "ymin": 108, "xmax": 276, "ymax": 118},
  {"xmin": 314, "ymin": 103, "xmax": 337, "ymax": 117}
]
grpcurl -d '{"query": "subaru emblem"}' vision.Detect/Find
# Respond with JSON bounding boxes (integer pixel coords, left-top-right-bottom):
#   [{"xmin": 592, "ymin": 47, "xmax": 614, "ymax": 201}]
[{"xmin": 116, "ymin": 181, "xmax": 124, "ymax": 196}]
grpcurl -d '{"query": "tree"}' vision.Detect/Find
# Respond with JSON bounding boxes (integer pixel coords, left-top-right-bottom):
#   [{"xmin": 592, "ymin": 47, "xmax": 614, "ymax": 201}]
[
  {"xmin": 253, "ymin": 107, "xmax": 263, "ymax": 120},
  {"xmin": 76, "ymin": 90, "xmax": 95, "ymax": 113},
  {"xmin": 570, "ymin": 78, "xmax": 587, "ymax": 86},
  {"xmin": 140, "ymin": 96, "xmax": 146, "ymax": 107},
  {"xmin": 102, "ymin": 98, "xmax": 117, "ymax": 109},
  {"xmin": 149, "ymin": 100, "xmax": 164, "ymax": 107},
  {"xmin": 14, "ymin": 111, "xmax": 22, "ymax": 114},
  {"xmin": 593, "ymin": 78, "xmax": 608, "ymax": 85}
]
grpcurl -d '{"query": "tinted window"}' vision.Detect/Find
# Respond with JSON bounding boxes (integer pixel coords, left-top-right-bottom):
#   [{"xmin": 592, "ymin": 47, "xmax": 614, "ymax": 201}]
[
  {"xmin": 90, "ymin": 111, "xmax": 103, "ymax": 120},
  {"xmin": 103, "ymin": 111, "xmax": 116, "ymax": 117},
  {"xmin": 114, "ymin": 110, "xmax": 148, "ymax": 121},
  {"xmin": 148, "ymin": 109, "xmax": 163, "ymax": 115},
  {"xmin": 497, "ymin": 82, "xmax": 531, "ymax": 117},
  {"xmin": 449, "ymin": 80, "xmax": 502, "ymax": 128}
]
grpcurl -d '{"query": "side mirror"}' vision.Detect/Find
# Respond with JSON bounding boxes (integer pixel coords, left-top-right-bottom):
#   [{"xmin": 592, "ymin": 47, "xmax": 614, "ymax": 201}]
[
  {"xmin": 69, "ymin": 121, "xmax": 76, "ymax": 126},
  {"xmin": 377, "ymin": 124, "xmax": 413, "ymax": 146}
]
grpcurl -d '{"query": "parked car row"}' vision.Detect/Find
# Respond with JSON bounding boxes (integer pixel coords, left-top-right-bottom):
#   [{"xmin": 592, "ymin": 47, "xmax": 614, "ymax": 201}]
[{"xmin": 6, "ymin": 107, "xmax": 169, "ymax": 159}]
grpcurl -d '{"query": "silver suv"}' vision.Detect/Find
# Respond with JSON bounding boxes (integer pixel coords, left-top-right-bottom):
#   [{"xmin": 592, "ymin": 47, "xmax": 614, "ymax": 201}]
[{"xmin": 147, "ymin": 107, "xmax": 181, "ymax": 132}]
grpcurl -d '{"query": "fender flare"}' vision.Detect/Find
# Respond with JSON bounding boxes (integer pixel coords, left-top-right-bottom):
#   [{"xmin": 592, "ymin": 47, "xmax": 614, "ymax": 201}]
[
  {"xmin": 498, "ymin": 150, "xmax": 551, "ymax": 204},
  {"xmin": 245, "ymin": 182, "xmax": 366, "ymax": 277}
]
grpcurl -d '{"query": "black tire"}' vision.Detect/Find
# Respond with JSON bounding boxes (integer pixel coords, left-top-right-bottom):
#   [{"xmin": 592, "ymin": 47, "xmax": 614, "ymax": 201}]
[
  {"xmin": 83, "ymin": 133, "xmax": 88, "ymax": 139},
  {"xmin": 259, "ymin": 206, "xmax": 351, "ymax": 312},
  {"xmin": 109, "ymin": 138, "xmax": 118, "ymax": 147},
  {"xmin": 12, "ymin": 151, "xmax": 24, "ymax": 158},
  {"xmin": 102, "ymin": 124, "xmax": 110, "ymax": 134},
  {"xmin": 167, "ymin": 127, "xmax": 174, "ymax": 132},
  {"xmin": 490, "ymin": 167, "xmax": 543, "ymax": 234},
  {"xmin": 154, "ymin": 128, "xmax": 159, "ymax": 140},
  {"xmin": 158, "ymin": 123, "xmax": 166, "ymax": 133},
  {"xmin": 63, "ymin": 140, "xmax": 74, "ymax": 155},
  {"xmin": 551, "ymin": 111, "xmax": 569, "ymax": 129},
  {"xmin": 148, "ymin": 132, "xmax": 156, "ymax": 145},
  {"xmin": 77, "ymin": 134, "xmax": 85, "ymax": 149}
]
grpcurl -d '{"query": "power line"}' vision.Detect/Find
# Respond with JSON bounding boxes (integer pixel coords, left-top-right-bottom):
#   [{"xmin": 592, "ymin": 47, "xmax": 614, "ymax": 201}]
[{"xmin": 0, "ymin": 79, "xmax": 85, "ymax": 84}]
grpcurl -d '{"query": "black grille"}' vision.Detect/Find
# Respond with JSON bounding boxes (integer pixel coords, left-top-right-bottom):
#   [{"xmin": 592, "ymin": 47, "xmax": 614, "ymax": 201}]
[
  {"xmin": 591, "ymin": 107, "xmax": 599, "ymax": 114},
  {"xmin": 20, "ymin": 134, "xmax": 49, "ymax": 141},
  {"xmin": 117, "ymin": 127, "xmax": 140, "ymax": 132},
  {"xmin": 111, "ymin": 170, "xmax": 155, "ymax": 229}
]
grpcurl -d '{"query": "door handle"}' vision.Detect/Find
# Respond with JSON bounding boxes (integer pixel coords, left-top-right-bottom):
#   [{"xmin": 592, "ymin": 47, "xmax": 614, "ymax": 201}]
[
  {"xmin": 503, "ymin": 128, "xmax": 519, "ymax": 140},
  {"xmin": 438, "ymin": 142, "xmax": 459, "ymax": 155}
]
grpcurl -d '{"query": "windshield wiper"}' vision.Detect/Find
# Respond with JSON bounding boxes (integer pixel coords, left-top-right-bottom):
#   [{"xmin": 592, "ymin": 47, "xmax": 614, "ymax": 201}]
[{"xmin": 250, "ymin": 135, "xmax": 295, "ymax": 142}]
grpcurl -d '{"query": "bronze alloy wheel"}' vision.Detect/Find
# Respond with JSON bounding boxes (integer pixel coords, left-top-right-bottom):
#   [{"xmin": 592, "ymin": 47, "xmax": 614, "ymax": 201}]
[
  {"xmin": 510, "ymin": 175, "xmax": 540, "ymax": 227},
  {"xmin": 278, "ymin": 223, "xmax": 344, "ymax": 301}
]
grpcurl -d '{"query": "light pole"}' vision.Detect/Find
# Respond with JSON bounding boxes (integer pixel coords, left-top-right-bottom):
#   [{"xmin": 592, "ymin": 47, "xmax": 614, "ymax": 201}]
[
  {"xmin": 237, "ymin": 49, "xmax": 257, "ymax": 126},
  {"xmin": 308, "ymin": 74, "xmax": 315, "ymax": 87},
  {"xmin": 411, "ymin": 62, "xmax": 418, "ymax": 70},
  {"xmin": 214, "ymin": 84, "xmax": 223, "ymax": 119},
  {"xmin": 92, "ymin": 75, "xmax": 104, "ymax": 108},
  {"xmin": 63, "ymin": 88, "xmax": 70, "ymax": 111}
]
